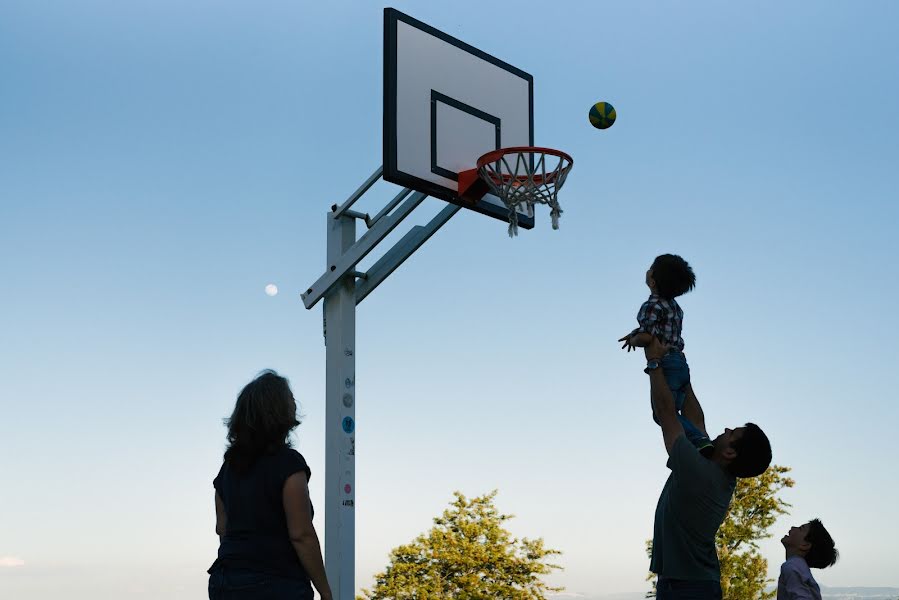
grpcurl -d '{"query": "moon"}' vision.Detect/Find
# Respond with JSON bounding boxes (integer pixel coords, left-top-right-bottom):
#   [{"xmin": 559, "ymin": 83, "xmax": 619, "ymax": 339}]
[{"xmin": 265, "ymin": 284, "xmax": 278, "ymax": 297}]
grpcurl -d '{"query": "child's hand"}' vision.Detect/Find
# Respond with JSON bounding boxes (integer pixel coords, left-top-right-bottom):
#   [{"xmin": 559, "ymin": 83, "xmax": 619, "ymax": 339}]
[
  {"xmin": 621, "ymin": 332, "xmax": 654, "ymax": 350},
  {"xmin": 618, "ymin": 334, "xmax": 638, "ymax": 352}
]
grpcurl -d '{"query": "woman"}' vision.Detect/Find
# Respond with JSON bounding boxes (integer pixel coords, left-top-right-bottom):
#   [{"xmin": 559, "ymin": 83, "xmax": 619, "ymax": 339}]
[{"xmin": 208, "ymin": 370, "xmax": 332, "ymax": 600}]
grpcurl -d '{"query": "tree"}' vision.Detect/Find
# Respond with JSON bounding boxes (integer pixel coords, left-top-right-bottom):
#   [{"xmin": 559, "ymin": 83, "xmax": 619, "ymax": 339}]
[
  {"xmin": 646, "ymin": 465, "xmax": 794, "ymax": 600},
  {"xmin": 359, "ymin": 491, "xmax": 562, "ymax": 600},
  {"xmin": 717, "ymin": 465, "xmax": 794, "ymax": 600}
]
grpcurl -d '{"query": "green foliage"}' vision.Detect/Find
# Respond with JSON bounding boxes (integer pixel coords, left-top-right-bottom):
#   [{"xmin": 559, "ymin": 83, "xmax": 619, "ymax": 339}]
[
  {"xmin": 718, "ymin": 465, "xmax": 794, "ymax": 600},
  {"xmin": 646, "ymin": 465, "xmax": 794, "ymax": 600},
  {"xmin": 644, "ymin": 540, "xmax": 656, "ymax": 599},
  {"xmin": 359, "ymin": 491, "xmax": 562, "ymax": 600}
]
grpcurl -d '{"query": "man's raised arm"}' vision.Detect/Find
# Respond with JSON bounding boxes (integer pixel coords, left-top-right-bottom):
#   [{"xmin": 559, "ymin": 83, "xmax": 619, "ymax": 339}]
[
  {"xmin": 644, "ymin": 337, "xmax": 685, "ymax": 455},
  {"xmin": 682, "ymin": 384, "xmax": 708, "ymax": 437}
]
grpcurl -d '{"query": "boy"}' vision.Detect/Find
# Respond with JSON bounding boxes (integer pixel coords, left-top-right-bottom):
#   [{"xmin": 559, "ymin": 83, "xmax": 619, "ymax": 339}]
[
  {"xmin": 778, "ymin": 519, "xmax": 839, "ymax": 600},
  {"xmin": 619, "ymin": 254, "xmax": 711, "ymax": 452}
]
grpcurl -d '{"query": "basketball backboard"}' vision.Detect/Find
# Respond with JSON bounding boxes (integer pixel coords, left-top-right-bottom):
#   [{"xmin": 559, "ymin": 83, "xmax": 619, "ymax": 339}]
[{"xmin": 383, "ymin": 8, "xmax": 535, "ymax": 229}]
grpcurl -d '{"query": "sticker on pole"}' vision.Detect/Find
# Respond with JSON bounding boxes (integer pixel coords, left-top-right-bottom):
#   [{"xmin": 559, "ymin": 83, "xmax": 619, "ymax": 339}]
[{"xmin": 342, "ymin": 416, "xmax": 355, "ymax": 434}]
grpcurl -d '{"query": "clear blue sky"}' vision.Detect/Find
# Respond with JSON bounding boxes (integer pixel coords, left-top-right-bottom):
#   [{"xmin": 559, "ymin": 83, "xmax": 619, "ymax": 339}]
[{"xmin": 2, "ymin": 1, "xmax": 898, "ymax": 598}]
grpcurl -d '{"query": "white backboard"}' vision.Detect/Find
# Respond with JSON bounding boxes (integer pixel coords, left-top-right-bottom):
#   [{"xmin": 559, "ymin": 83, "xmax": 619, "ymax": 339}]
[{"xmin": 383, "ymin": 8, "xmax": 535, "ymax": 228}]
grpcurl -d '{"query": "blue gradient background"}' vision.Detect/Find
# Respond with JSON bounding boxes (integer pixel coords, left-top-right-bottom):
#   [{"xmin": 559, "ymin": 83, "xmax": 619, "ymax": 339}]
[{"xmin": 2, "ymin": 1, "xmax": 898, "ymax": 598}]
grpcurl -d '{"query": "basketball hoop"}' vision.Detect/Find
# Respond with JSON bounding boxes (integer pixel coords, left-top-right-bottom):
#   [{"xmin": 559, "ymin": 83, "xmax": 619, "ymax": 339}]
[{"xmin": 459, "ymin": 146, "xmax": 573, "ymax": 237}]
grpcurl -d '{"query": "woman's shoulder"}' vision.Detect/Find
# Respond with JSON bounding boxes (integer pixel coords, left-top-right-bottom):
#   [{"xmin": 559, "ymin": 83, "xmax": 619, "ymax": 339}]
[
  {"xmin": 274, "ymin": 446, "xmax": 312, "ymax": 480},
  {"xmin": 275, "ymin": 446, "xmax": 305, "ymax": 461}
]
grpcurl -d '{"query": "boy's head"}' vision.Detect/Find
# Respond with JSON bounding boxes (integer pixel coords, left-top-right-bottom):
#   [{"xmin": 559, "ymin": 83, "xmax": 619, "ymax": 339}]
[
  {"xmin": 781, "ymin": 519, "xmax": 839, "ymax": 568},
  {"xmin": 713, "ymin": 423, "xmax": 772, "ymax": 478},
  {"xmin": 647, "ymin": 254, "xmax": 696, "ymax": 300}
]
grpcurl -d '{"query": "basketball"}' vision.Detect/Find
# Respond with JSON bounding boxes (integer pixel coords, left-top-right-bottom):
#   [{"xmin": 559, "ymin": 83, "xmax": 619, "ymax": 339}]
[{"xmin": 589, "ymin": 102, "xmax": 616, "ymax": 129}]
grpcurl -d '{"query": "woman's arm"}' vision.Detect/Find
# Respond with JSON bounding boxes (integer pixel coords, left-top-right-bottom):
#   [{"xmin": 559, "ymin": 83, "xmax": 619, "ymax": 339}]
[
  {"xmin": 214, "ymin": 492, "xmax": 227, "ymax": 538},
  {"xmin": 283, "ymin": 473, "xmax": 333, "ymax": 600}
]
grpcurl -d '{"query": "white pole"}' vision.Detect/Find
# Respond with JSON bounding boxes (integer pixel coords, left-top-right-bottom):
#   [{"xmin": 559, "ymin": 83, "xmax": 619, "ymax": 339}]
[
  {"xmin": 304, "ymin": 179, "xmax": 456, "ymax": 599},
  {"xmin": 323, "ymin": 211, "xmax": 356, "ymax": 600}
]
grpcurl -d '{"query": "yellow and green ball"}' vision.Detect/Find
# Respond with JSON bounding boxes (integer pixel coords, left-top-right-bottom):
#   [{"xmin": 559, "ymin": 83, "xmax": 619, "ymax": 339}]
[{"xmin": 589, "ymin": 102, "xmax": 616, "ymax": 129}]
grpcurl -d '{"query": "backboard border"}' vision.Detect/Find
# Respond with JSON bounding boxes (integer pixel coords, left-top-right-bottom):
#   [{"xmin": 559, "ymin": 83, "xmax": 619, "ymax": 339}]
[
  {"xmin": 430, "ymin": 90, "xmax": 501, "ymax": 182},
  {"xmin": 384, "ymin": 7, "xmax": 535, "ymax": 229}
]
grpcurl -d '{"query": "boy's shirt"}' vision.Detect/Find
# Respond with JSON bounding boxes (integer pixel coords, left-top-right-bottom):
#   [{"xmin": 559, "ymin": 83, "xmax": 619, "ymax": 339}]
[
  {"xmin": 777, "ymin": 556, "xmax": 822, "ymax": 600},
  {"xmin": 631, "ymin": 295, "xmax": 685, "ymax": 350}
]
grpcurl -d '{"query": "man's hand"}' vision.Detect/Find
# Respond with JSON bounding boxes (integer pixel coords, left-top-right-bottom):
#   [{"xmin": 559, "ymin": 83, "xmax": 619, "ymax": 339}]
[
  {"xmin": 643, "ymin": 336, "xmax": 670, "ymax": 361},
  {"xmin": 619, "ymin": 332, "xmax": 653, "ymax": 351}
]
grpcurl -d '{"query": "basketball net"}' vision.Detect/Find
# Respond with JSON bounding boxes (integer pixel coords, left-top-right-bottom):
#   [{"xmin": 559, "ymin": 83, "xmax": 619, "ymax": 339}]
[{"xmin": 476, "ymin": 147, "xmax": 573, "ymax": 237}]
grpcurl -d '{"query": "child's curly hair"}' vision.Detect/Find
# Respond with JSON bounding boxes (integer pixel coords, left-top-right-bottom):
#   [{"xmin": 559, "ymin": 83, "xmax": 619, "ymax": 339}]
[{"xmin": 652, "ymin": 254, "xmax": 696, "ymax": 299}]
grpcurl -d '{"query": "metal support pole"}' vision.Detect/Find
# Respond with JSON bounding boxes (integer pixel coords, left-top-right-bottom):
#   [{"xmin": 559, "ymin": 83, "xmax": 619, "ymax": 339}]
[
  {"xmin": 356, "ymin": 203, "xmax": 461, "ymax": 305},
  {"xmin": 305, "ymin": 183, "xmax": 458, "ymax": 600},
  {"xmin": 331, "ymin": 166, "xmax": 383, "ymax": 218},
  {"xmin": 302, "ymin": 192, "xmax": 428, "ymax": 309},
  {"xmin": 366, "ymin": 187, "xmax": 412, "ymax": 228},
  {"xmin": 323, "ymin": 212, "xmax": 356, "ymax": 600}
]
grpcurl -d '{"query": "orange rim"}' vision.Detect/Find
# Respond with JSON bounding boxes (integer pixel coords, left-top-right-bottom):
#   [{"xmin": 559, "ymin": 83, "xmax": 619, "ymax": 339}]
[{"xmin": 477, "ymin": 146, "xmax": 573, "ymax": 186}]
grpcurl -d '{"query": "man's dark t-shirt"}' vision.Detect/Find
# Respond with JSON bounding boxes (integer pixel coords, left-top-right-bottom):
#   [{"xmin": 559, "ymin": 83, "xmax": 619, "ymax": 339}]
[
  {"xmin": 651, "ymin": 435, "xmax": 736, "ymax": 580},
  {"xmin": 208, "ymin": 447, "xmax": 313, "ymax": 580}
]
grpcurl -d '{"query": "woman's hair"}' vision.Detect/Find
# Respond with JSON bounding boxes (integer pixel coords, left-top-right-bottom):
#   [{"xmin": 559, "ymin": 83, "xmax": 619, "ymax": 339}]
[{"xmin": 223, "ymin": 370, "xmax": 301, "ymax": 473}]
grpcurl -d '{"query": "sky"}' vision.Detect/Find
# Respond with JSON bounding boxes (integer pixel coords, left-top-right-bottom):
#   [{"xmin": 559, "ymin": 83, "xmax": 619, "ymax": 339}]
[{"xmin": 2, "ymin": 1, "xmax": 898, "ymax": 598}]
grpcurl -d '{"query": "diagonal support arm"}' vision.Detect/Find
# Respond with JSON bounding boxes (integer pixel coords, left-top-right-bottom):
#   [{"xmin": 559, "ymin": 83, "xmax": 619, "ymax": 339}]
[
  {"xmin": 301, "ymin": 191, "xmax": 428, "ymax": 309},
  {"xmin": 355, "ymin": 203, "xmax": 461, "ymax": 305}
]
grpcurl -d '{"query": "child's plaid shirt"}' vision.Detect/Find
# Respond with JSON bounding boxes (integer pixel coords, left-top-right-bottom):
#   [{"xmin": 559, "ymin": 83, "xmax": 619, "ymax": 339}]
[{"xmin": 630, "ymin": 294, "xmax": 685, "ymax": 351}]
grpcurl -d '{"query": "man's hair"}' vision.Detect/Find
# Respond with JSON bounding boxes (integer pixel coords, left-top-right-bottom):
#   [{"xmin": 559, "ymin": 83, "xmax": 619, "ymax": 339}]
[
  {"xmin": 805, "ymin": 518, "xmax": 839, "ymax": 569},
  {"xmin": 728, "ymin": 422, "xmax": 772, "ymax": 478},
  {"xmin": 651, "ymin": 254, "xmax": 696, "ymax": 299},
  {"xmin": 224, "ymin": 370, "xmax": 301, "ymax": 473}
]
